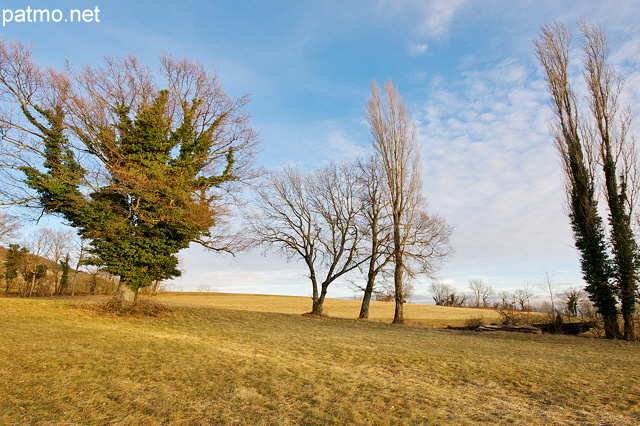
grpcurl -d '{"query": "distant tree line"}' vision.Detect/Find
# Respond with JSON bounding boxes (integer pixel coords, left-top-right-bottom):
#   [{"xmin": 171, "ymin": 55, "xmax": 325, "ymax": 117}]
[
  {"xmin": 429, "ymin": 279, "xmax": 597, "ymax": 321},
  {"xmin": 1, "ymin": 227, "xmax": 117, "ymax": 297}
]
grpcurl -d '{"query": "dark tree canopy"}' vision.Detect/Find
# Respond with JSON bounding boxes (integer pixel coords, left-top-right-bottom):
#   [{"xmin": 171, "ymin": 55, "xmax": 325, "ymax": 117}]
[{"xmin": 0, "ymin": 41, "xmax": 259, "ymax": 298}]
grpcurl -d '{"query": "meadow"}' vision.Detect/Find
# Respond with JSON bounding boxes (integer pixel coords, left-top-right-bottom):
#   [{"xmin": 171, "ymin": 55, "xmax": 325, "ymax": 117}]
[{"xmin": 1, "ymin": 293, "xmax": 639, "ymax": 425}]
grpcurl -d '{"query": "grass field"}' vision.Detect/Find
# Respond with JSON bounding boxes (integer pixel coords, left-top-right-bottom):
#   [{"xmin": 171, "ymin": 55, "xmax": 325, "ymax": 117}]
[
  {"xmin": 156, "ymin": 292, "xmax": 504, "ymax": 327},
  {"xmin": 1, "ymin": 293, "xmax": 639, "ymax": 425}
]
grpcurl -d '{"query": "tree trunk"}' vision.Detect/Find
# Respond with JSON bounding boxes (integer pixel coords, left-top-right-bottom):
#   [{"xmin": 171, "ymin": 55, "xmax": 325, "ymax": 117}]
[
  {"xmin": 358, "ymin": 263, "xmax": 377, "ymax": 319},
  {"xmin": 114, "ymin": 284, "xmax": 137, "ymax": 303},
  {"xmin": 392, "ymin": 219, "xmax": 405, "ymax": 325},
  {"xmin": 623, "ymin": 315, "xmax": 636, "ymax": 341},
  {"xmin": 27, "ymin": 273, "xmax": 36, "ymax": 298},
  {"xmin": 603, "ymin": 314, "xmax": 621, "ymax": 340},
  {"xmin": 311, "ymin": 283, "xmax": 329, "ymax": 316},
  {"xmin": 392, "ymin": 258, "xmax": 405, "ymax": 324}
]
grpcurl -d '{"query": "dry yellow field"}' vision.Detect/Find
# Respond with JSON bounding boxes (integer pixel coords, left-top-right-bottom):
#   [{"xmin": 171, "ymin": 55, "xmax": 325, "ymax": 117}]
[
  {"xmin": 157, "ymin": 291, "xmax": 503, "ymax": 327},
  {"xmin": 1, "ymin": 295, "xmax": 639, "ymax": 424}
]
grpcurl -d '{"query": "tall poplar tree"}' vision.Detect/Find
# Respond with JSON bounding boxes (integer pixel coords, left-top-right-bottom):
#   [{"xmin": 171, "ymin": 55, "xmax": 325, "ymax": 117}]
[
  {"xmin": 535, "ymin": 21, "xmax": 638, "ymax": 339},
  {"xmin": 366, "ymin": 80, "xmax": 423, "ymax": 324}
]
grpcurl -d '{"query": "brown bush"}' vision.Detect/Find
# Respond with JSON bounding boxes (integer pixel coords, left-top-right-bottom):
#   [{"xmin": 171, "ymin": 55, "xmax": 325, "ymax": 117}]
[{"xmin": 78, "ymin": 298, "xmax": 175, "ymax": 317}]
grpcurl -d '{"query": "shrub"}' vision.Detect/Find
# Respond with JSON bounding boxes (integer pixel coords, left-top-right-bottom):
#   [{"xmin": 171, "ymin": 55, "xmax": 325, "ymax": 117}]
[{"xmin": 78, "ymin": 298, "xmax": 175, "ymax": 317}]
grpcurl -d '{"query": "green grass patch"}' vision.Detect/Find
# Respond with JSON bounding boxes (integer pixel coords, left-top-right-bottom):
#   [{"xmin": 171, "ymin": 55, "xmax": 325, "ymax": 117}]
[{"xmin": 1, "ymin": 296, "xmax": 639, "ymax": 424}]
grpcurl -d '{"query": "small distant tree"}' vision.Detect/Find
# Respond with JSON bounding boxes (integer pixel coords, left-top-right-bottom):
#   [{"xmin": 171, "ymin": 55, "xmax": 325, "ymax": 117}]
[
  {"xmin": 3, "ymin": 243, "xmax": 25, "ymax": 293},
  {"xmin": 564, "ymin": 287, "xmax": 583, "ymax": 318},
  {"xmin": 496, "ymin": 291, "xmax": 513, "ymax": 309},
  {"xmin": 514, "ymin": 282, "xmax": 536, "ymax": 311},
  {"xmin": 468, "ymin": 278, "xmax": 494, "ymax": 308},
  {"xmin": 70, "ymin": 239, "xmax": 86, "ymax": 297},
  {"xmin": 28, "ymin": 227, "xmax": 75, "ymax": 295},
  {"xmin": 540, "ymin": 270, "xmax": 559, "ymax": 315},
  {"xmin": 430, "ymin": 281, "xmax": 454, "ymax": 306},
  {"xmin": 374, "ymin": 279, "xmax": 414, "ymax": 303},
  {"xmin": 58, "ymin": 254, "xmax": 70, "ymax": 295},
  {"xmin": 19, "ymin": 255, "xmax": 47, "ymax": 297}
]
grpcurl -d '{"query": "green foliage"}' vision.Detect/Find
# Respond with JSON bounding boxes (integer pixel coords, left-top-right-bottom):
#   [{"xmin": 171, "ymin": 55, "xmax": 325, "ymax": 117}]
[
  {"xmin": 57, "ymin": 254, "xmax": 70, "ymax": 295},
  {"xmin": 3, "ymin": 244, "xmax": 24, "ymax": 292},
  {"xmin": 19, "ymin": 91, "xmax": 236, "ymax": 294},
  {"xmin": 567, "ymin": 164, "xmax": 620, "ymax": 338}
]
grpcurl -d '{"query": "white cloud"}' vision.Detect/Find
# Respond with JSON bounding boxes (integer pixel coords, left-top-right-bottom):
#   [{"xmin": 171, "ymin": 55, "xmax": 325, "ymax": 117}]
[
  {"xmin": 418, "ymin": 0, "xmax": 468, "ymax": 38},
  {"xmin": 376, "ymin": 0, "xmax": 467, "ymax": 38},
  {"xmin": 326, "ymin": 126, "xmax": 370, "ymax": 160},
  {"xmin": 417, "ymin": 58, "xmax": 579, "ymax": 289},
  {"xmin": 410, "ymin": 43, "xmax": 429, "ymax": 56}
]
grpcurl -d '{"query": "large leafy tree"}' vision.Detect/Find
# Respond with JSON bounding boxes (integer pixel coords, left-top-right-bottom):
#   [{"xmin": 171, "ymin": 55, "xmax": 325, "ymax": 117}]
[{"xmin": 0, "ymin": 41, "xmax": 258, "ymax": 300}]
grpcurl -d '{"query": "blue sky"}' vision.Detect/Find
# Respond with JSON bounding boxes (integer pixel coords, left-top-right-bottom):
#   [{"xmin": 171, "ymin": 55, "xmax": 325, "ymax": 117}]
[{"xmin": 3, "ymin": 1, "xmax": 640, "ymax": 301}]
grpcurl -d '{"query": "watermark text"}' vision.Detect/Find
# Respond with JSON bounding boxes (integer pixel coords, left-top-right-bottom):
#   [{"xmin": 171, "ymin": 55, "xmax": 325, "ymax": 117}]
[{"xmin": 3, "ymin": 6, "xmax": 101, "ymax": 26}]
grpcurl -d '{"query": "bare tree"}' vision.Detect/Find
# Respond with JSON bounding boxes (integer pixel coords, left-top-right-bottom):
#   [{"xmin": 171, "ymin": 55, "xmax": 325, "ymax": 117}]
[
  {"xmin": 0, "ymin": 213, "xmax": 20, "ymax": 243},
  {"xmin": 540, "ymin": 270, "xmax": 558, "ymax": 315},
  {"xmin": 366, "ymin": 79, "xmax": 428, "ymax": 324},
  {"xmin": 250, "ymin": 162, "xmax": 364, "ymax": 316},
  {"xmin": 430, "ymin": 281, "xmax": 453, "ymax": 306},
  {"xmin": 356, "ymin": 156, "xmax": 393, "ymax": 319},
  {"xmin": 28, "ymin": 227, "xmax": 76, "ymax": 295},
  {"xmin": 496, "ymin": 291, "xmax": 513, "ymax": 309},
  {"xmin": 514, "ymin": 282, "xmax": 536, "ymax": 311},
  {"xmin": 70, "ymin": 238, "xmax": 86, "ymax": 297},
  {"xmin": 373, "ymin": 279, "xmax": 414, "ymax": 303},
  {"xmin": 429, "ymin": 281, "xmax": 466, "ymax": 307},
  {"xmin": 468, "ymin": 278, "xmax": 494, "ymax": 308}
]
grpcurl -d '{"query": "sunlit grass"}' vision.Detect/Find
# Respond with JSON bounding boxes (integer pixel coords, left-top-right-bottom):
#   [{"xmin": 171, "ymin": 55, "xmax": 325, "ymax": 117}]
[
  {"xmin": 1, "ymin": 296, "xmax": 638, "ymax": 424},
  {"xmin": 157, "ymin": 292, "xmax": 503, "ymax": 327}
]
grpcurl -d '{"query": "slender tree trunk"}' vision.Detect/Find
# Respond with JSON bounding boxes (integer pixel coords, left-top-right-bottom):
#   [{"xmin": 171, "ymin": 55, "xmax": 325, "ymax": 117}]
[
  {"xmin": 70, "ymin": 269, "xmax": 78, "ymax": 296},
  {"xmin": 359, "ymin": 267, "xmax": 377, "ymax": 319},
  {"xmin": 27, "ymin": 273, "xmax": 36, "ymax": 298},
  {"xmin": 392, "ymin": 260, "xmax": 404, "ymax": 324},
  {"xmin": 359, "ymin": 233, "xmax": 382, "ymax": 319},
  {"xmin": 392, "ymin": 216, "xmax": 405, "ymax": 324}
]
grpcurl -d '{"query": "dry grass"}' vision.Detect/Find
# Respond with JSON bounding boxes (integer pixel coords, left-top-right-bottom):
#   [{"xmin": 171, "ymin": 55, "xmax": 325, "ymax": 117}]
[
  {"xmin": 1, "ymin": 295, "xmax": 639, "ymax": 425},
  {"xmin": 156, "ymin": 292, "xmax": 503, "ymax": 327}
]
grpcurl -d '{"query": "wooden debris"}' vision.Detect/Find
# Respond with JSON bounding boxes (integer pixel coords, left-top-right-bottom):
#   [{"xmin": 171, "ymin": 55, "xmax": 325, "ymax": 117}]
[{"xmin": 475, "ymin": 324, "xmax": 542, "ymax": 334}]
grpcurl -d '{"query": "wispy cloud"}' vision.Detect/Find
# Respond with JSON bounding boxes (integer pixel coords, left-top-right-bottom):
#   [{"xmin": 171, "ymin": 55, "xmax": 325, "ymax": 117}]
[
  {"xmin": 410, "ymin": 43, "xmax": 429, "ymax": 56},
  {"xmin": 377, "ymin": 0, "xmax": 468, "ymax": 38},
  {"xmin": 416, "ymin": 58, "xmax": 578, "ymax": 288}
]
